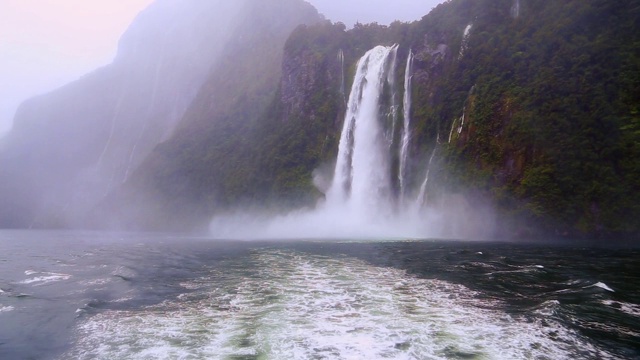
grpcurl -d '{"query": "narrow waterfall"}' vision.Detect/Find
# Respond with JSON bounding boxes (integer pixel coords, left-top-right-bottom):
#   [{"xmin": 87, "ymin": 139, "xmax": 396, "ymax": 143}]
[
  {"xmin": 327, "ymin": 45, "xmax": 398, "ymax": 213},
  {"xmin": 459, "ymin": 24, "xmax": 473, "ymax": 59},
  {"xmin": 399, "ymin": 49, "xmax": 414, "ymax": 201},
  {"xmin": 511, "ymin": 0, "xmax": 521, "ymax": 18},
  {"xmin": 416, "ymin": 140, "xmax": 438, "ymax": 209},
  {"xmin": 386, "ymin": 46, "xmax": 399, "ymax": 149},
  {"xmin": 448, "ymin": 118, "xmax": 457, "ymax": 144},
  {"xmin": 338, "ymin": 49, "xmax": 346, "ymax": 104}
]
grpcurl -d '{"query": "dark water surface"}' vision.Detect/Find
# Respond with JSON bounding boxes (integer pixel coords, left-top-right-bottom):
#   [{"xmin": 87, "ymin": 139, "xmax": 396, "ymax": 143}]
[{"xmin": 0, "ymin": 231, "xmax": 638, "ymax": 359}]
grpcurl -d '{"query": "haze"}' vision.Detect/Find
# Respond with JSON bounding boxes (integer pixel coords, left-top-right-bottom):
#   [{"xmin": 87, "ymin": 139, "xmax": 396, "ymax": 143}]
[{"xmin": 0, "ymin": 0, "xmax": 442, "ymax": 137}]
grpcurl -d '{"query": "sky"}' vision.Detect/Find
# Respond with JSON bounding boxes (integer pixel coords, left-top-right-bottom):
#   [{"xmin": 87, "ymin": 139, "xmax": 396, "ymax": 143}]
[{"xmin": 0, "ymin": 0, "xmax": 443, "ymax": 137}]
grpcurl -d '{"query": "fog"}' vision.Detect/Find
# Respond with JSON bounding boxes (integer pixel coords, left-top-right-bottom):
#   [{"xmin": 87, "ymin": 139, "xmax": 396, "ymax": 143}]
[
  {"xmin": 0, "ymin": 0, "xmax": 154, "ymax": 138},
  {"xmin": 0, "ymin": 0, "xmax": 443, "ymax": 138},
  {"xmin": 0, "ymin": 1, "xmax": 255, "ymax": 228},
  {"xmin": 310, "ymin": 0, "xmax": 442, "ymax": 27},
  {"xmin": 0, "ymin": 0, "xmax": 495, "ymax": 240},
  {"xmin": 209, "ymin": 198, "xmax": 496, "ymax": 241}
]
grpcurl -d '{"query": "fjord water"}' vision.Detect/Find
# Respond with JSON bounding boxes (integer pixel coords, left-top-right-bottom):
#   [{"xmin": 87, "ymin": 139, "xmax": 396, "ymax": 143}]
[{"xmin": 0, "ymin": 231, "xmax": 639, "ymax": 359}]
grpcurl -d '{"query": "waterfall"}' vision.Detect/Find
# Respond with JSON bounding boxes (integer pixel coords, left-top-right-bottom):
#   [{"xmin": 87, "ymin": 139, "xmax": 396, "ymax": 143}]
[
  {"xmin": 399, "ymin": 49, "xmax": 414, "ymax": 201},
  {"xmin": 416, "ymin": 140, "xmax": 438, "ymax": 209},
  {"xmin": 328, "ymin": 45, "xmax": 441, "ymax": 216},
  {"xmin": 386, "ymin": 46, "xmax": 399, "ymax": 150},
  {"xmin": 511, "ymin": 0, "xmax": 521, "ymax": 18},
  {"xmin": 448, "ymin": 85, "xmax": 476, "ymax": 143},
  {"xmin": 448, "ymin": 118, "xmax": 457, "ymax": 143},
  {"xmin": 338, "ymin": 49, "xmax": 346, "ymax": 104},
  {"xmin": 327, "ymin": 45, "xmax": 398, "ymax": 212},
  {"xmin": 211, "ymin": 46, "xmax": 496, "ymax": 240},
  {"xmin": 459, "ymin": 24, "xmax": 473, "ymax": 59}
]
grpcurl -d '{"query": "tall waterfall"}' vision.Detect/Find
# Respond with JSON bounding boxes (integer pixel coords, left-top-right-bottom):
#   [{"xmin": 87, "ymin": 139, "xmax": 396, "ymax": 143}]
[
  {"xmin": 399, "ymin": 49, "xmax": 414, "ymax": 201},
  {"xmin": 328, "ymin": 45, "xmax": 443, "ymax": 218},
  {"xmin": 209, "ymin": 45, "xmax": 496, "ymax": 240},
  {"xmin": 327, "ymin": 45, "xmax": 398, "ymax": 213}
]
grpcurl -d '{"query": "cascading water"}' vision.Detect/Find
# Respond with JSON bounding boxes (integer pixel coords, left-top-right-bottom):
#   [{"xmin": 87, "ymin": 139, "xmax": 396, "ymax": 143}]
[
  {"xmin": 511, "ymin": 0, "xmax": 521, "ymax": 18},
  {"xmin": 416, "ymin": 138, "xmax": 438, "ymax": 209},
  {"xmin": 327, "ymin": 45, "xmax": 397, "ymax": 214},
  {"xmin": 459, "ymin": 24, "xmax": 473, "ymax": 59},
  {"xmin": 385, "ymin": 46, "xmax": 399, "ymax": 150},
  {"xmin": 338, "ymin": 49, "xmax": 346, "ymax": 104},
  {"xmin": 210, "ymin": 45, "xmax": 496, "ymax": 240},
  {"xmin": 399, "ymin": 49, "xmax": 414, "ymax": 202}
]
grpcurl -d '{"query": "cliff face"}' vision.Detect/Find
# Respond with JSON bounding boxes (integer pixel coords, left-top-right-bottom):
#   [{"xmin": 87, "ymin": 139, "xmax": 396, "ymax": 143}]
[
  {"xmin": 434, "ymin": 0, "xmax": 640, "ymax": 237},
  {"xmin": 0, "ymin": 0, "xmax": 249, "ymax": 228},
  {"xmin": 89, "ymin": 0, "xmax": 323, "ymax": 231},
  {"xmin": 162, "ymin": 0, "xmax": 638, "ymax": 237},
  {"xmin": 2, "ymin": 0, "xmax": 638, "ymax": 238}
]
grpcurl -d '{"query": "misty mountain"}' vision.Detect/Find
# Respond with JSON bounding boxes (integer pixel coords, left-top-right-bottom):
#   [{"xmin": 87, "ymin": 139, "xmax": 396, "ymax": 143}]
[
  {"xmin": 98, "ymin": 0, "xmax": 639, "ymax": 238},
  {"xmin": 0, "ymin": 0, "xmax": 321, "ymax": 228},
  {"xmin": 90, "ymin": 0, "xmax": 324, "ymax": 230}
]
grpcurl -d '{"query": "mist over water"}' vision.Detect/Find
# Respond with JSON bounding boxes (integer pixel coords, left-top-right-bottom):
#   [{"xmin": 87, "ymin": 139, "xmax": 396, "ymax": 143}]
[{"xmin": 210, "ymin": 45, "xmax": 495, "ymax": 240}]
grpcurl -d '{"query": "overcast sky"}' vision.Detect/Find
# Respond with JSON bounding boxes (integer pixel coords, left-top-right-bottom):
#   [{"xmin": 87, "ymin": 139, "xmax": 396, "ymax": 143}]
[{"xmin": 0, "ymin": 0, "xmax": 443, "ymax": 137}]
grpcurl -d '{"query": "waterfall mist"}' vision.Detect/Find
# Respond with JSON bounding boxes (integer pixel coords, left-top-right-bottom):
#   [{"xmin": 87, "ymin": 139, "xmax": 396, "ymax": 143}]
[{"xmin": 209, "ymin": 45, "xmax": 496, "ymax": 240}]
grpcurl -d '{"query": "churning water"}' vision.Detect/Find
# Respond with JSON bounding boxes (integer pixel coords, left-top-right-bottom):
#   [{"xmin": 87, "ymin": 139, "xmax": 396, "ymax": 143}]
[{"xmin": 0, "ymin": 231, "xmax": 638, "ymax": 359}]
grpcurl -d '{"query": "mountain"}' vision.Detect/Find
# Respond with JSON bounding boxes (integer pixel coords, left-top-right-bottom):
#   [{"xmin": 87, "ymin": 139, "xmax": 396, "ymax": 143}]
[
  {"xmin": 264, "ymin": 0, "xmax": 639, "ymax": 239},
  {"xmin": 0, "ymin": 0, "xmax": 321, "ymax": 229},
  {"xmin": 90, "ymin": 0, "xmax": 324, "ymax": 231},
  {"xmin": 2, "ymin": 0, "xmax": 639, "ymax": 239}
]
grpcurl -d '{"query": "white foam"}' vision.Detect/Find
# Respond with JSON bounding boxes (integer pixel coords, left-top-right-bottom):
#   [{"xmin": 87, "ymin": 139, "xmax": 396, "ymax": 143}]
[
  {"xmin": 592, "ymin": 282, "xmax": 614, "ymax": 292},
  {"xmin": 79, "ymin": 278, "xmax": 112, "ymax": 287},
  {"xmin": 66, "ymin": 249, "xmax": 617, "ymax": 359},
  {"xmin": 602, "ymin": 300, "xmax": 640, "ymax": 318},
  {"xmin": 20, "ymin": 271, "xmax": 71, "ymax": 285},
  {"xmin": 0, "ymin": 305, "xmax": 14, "ymax": 313}
]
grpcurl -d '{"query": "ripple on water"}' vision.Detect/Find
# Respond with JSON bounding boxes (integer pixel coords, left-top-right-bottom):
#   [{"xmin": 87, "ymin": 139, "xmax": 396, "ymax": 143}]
[
  {"xmin": 66, "ymin": 249, "xmax": 619, "ymax": 360},
  {"xmin": 19, "ymin": 271, "xmax": 72, "ymax": 285}
]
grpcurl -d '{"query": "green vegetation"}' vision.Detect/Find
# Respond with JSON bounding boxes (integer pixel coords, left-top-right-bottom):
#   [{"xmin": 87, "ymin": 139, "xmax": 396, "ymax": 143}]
[
  {"xmin": 103, "ymin": 0, "xmax": 639, "ymax": 237},
  {"xmin": 435, "ymin": 0, "xmax": 640, "ymax": 236}
]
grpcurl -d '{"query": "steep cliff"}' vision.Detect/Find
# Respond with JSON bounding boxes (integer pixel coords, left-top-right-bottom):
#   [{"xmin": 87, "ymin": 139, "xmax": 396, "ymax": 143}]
[
  {"xmin": 0, "ymin": 0, "xmax": 249, "ymax": 228},
  {"xmin": 2, "ymin": 0, "xmax": 638, "ymax": 238},
  {"xmin": 268, "ymin": 0, "xmax": 640, "ymax": 238},
  {"xmin": 183, "ymin": 0, "xmax": 640, "ymax": 237},
  {"xmin": 90, "ymin": 0, "xmax": 323, "ymax": 231}
]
